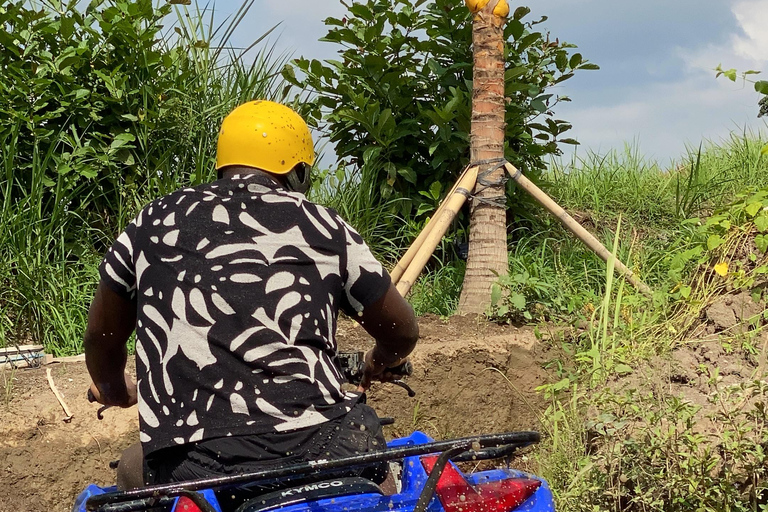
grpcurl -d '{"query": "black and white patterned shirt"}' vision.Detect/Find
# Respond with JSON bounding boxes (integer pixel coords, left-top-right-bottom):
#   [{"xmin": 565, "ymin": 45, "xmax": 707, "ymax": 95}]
[{"xmin": 99, "ymin": 174, "xmax": 391, "ymax": 455}]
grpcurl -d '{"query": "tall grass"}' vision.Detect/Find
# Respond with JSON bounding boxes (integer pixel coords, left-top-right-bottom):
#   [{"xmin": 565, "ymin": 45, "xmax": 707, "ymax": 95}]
[
  {"xmin": 0, "ymin": 125, "xmax": 99, "ymax": 350},
  {"xmin": 145, "ymin": 1, "xmax": 290, "ymax": 194},
  {"xmin": 488, "ymin": 132, "xmax": 768, "ymax": 321},
  {"xmin": 546, "ymin": 133, "xmax": 768, "ymax": 228},
  {"xmin": 0, "ymin": 1, "xmax": 289, "ymax": 355},
  {"xmin": 309, "ymin": 163, "xmax": 408, "ymax": 262}
]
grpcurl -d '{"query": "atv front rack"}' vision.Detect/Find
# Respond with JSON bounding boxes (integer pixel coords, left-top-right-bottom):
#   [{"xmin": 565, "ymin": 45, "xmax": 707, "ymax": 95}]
[{"xmin": 86, "ymin": 431, "xmax": 540, "ymax": 512}]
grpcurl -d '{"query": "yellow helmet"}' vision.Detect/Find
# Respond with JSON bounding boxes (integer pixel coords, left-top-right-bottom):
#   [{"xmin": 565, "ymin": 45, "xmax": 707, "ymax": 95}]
[{"xmin": 216, "ymin": 100, "xmax": 316, "ymax": 175}]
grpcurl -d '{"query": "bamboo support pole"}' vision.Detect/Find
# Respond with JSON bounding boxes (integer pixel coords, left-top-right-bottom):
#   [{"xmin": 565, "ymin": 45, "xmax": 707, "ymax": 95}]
[
  {"xmin": 391, "ymin": 165, "xmax": 472, "ymax": 284},
  {"xmin": 504, "ymin": 162, "xmax": 653, "ymax": 296},
  {"xmin": 396, "ymin": 167, "xmax": 479, "ymax": 296}
]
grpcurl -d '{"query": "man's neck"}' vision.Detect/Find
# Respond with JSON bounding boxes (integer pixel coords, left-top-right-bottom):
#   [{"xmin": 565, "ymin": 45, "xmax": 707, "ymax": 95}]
[{"xmin": 220, "ymin": 166, "xmax": 284, "ymax": 187}]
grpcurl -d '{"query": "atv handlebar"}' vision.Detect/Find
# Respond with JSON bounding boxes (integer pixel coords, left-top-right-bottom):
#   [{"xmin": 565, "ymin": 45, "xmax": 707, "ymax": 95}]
[
  {"xmin": 336, "ymin": 351, "xmax": 415, "ymax": 397},
  {"xmin": 85, "ymin": 431, "xmax": 541, "ymax": 512}
]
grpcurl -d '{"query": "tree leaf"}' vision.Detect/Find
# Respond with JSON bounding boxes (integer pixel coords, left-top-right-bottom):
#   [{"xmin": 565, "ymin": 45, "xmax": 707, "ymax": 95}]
[
  {"xmin": 429, "ymin": 181, "xmax": 442, "ymax": 200},
  {"xmin": 714, "ymin": 262, "xmax": 729, "ymax": 277},
  {"xmin": 756, "ymin": 235, "xmax": 768, "ymax": 253},
  {"xmin": 490, "ymin": 283, "xmax": 502, "ymax": 306},
  {"xmin": 755, "ymin": 214, "xmax": 768, "ymax": 232},
  {"xmin": 512, "ymin": 6, "xmax": 530, "ymax": 20},
  {"xmin": 416, "ymin": 203, "xmax": 433, "ymax": 217},
  {"xmin": 745, "ymin": 202, "xmax": 762, "ymax": 217},
  {"xmin": 755, "ymin": 80, "xmax": 768, "ymax": 95},
  {"xmin": 707, "ymin": 234, "xmax": 725, "ymax": 251},
  {"xmin": 397, "ymin": 167, "xmax": 417, "ymax": 185},
  {"xmin": 569, "ymin": 53, "xmax": 582, "ymax": 69},
  {"xmin": 363, "ymin": 146, "xmax": 381, "ymax": 163}
]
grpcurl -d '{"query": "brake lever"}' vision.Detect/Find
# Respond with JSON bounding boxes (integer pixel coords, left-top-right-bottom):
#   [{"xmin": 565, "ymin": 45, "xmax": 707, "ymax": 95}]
[
  {"xmin": 391, "ymin": 380, "xmax": 416, "ymax": 397},
  {"xmin": 87, "ymin": 388, "xmax": 112, "ymax": 420}
]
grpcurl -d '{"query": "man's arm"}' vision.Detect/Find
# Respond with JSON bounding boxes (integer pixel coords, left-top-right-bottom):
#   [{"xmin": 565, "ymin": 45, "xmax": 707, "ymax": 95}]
[
  {"xmin": 354, "ymin": 283, "xmax": 419, "ymax": 390},
  {"xmin": 84, "ymin": 281, "xmax": 138, "ymax": 407}
]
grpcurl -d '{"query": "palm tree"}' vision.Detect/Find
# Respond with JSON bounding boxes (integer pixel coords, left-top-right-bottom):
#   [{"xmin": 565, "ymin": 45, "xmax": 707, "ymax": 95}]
[{"xmin": 458, "ymin": 0, "xmax": 510, "ymax": 314}]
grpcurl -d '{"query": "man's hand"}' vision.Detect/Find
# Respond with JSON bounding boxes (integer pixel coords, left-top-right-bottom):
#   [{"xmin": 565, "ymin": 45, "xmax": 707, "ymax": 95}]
[
  {"xmin": 358, "ymin": 348, "xmax": 411, "ymax": 392},
  {"xmin": 89, "ymin": 372, "xmax": 138, "ymax": 408}
]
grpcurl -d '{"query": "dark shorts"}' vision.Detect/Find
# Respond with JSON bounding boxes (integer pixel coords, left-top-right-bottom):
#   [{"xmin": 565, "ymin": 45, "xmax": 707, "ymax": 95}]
[{"xmin": 144, "ymin": 401, "xmax": 388, "ymax": 494}]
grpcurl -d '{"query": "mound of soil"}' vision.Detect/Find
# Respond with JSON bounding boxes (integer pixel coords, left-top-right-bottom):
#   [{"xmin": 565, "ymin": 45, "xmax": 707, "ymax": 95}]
[
  {"xmin": 339, "ymin": 315, "xmax": 548, "ymax": 439},
  {"xmin": 0, "ymin": 315, "xmax": 551, "ymax": 512}
]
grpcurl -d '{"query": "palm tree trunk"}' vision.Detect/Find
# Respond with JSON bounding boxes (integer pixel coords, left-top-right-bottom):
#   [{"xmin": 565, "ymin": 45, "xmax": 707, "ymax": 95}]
[{"xmin": 457, "ymin": 0, "xmax": 508, "ymax": 315}]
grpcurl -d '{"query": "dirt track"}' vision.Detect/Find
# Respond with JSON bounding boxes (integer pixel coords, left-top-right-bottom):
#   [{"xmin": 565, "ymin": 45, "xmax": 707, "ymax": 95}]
[{"xmin": 0, "ymin": 315, "xmax": 550, "ymax": 512}]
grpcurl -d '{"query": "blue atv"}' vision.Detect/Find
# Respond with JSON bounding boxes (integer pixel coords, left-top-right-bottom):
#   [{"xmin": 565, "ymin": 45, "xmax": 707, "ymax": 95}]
[{"xmin": 74, "ymin": 353, "xmax": 554, "ymax": 512}]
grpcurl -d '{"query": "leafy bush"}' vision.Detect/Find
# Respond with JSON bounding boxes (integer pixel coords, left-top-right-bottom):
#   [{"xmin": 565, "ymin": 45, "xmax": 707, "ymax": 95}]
[
  {"xmin": 0, "ymin": 0, "xmax": 286, "ymax": 354},
  {"xmin": 284, "ymin": 0, "xmax": 596, "ymax": 216},
  {"xmin": 0, "ymin": 0, "xmax": 286, "ymax": 234},
  {"xmin": 1, "ymin": 0, "xmax": 174, "ymax": 217}
]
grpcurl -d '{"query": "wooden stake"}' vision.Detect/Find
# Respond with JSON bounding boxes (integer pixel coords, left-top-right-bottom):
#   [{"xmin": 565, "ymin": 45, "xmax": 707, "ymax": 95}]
[
  {"xmin": 396, "ymin": 167, "xmax": 479, "ymax": 296},
  {"xmin": 46, "ymin": 368, "xmax": 74, "ymax": 422},
  {"xmin": 505, "ymin": 162, "xmax": 653, "ymax": 296},
  {"xmin": 391, "ymin": 165, "xmax": 472, "ymax": 284}
]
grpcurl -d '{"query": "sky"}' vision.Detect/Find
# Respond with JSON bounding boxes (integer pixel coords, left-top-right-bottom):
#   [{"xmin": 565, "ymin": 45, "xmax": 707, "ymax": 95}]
[{"xmin": 215, "ymin": 0, "xmax": 768, "ymax": 166}]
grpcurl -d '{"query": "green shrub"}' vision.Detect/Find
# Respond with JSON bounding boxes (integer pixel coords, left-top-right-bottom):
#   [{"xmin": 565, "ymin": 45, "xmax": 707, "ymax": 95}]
[
  {"xmin": 285, "ymin": 0, "xmax": 596, "ymax": 218},
  {"xmin": 0, "ymin": 0, "xmax": 286, "ymax": 353}
]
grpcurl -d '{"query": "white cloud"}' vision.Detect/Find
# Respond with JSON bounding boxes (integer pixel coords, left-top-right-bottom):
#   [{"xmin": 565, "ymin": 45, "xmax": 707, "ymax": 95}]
[
  {"xmin": 560, "ymin": 0, "xmax": 768, "ymax": 161},
  {"xmin": 678, "ymin": 0, "xmax": 768, "ymax": 73},
  {"xmin": 731, "ymin": 0, "xmax": 768, "ymax": 62},
  {"xmin": 558, "ymin": 74, "xmax": 764, "ymax": 164}
]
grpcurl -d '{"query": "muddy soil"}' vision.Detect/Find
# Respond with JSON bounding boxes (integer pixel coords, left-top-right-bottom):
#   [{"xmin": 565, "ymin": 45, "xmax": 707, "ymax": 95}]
[{"xmin": 0, "ymin": 315, "xmax": 550, "ymax": 512}]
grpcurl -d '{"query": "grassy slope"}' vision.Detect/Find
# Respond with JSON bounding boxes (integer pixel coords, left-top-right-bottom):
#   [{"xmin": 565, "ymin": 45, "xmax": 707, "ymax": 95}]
[{"xmin": 524, "ymin": 136, "xmax": 768, "ymax": 512}]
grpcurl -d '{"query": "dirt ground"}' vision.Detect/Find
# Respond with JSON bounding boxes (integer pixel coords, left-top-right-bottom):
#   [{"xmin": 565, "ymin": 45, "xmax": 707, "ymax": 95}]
[{"xmin": 0, "ymin": 315, "xmax": 550, "ymax": 512}]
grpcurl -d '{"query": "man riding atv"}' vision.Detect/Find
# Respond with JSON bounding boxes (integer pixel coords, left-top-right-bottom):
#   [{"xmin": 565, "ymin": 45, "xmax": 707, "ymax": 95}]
[{"xmin": 83, "ymin": 100, "xmax": 420, "ymax": 498}]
